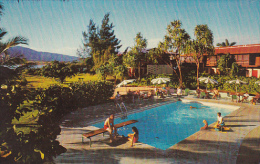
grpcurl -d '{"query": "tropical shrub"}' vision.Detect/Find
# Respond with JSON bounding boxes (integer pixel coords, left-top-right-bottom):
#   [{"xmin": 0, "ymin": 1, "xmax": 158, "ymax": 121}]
[
  {"xmin": 33, "ymin": 81, "xmax": 114, "ymax": 124},
  {"xmin": 201, "ymin": 75, "xmax": 260, "ymax": 94},
  {"xmin": 41, "ymin": 61, "xmax": 78, "ymax": 83}
]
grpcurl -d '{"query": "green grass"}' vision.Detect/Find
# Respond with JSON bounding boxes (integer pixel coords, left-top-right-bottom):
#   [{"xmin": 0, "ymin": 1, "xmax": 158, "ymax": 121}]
[
  {"xmin": 25, "ymin": 73, "xmax": 100, "ymax": 88},
  {"xmin": 12, "ymin": 109, "xmax": 39, "ymax": 125},
  {"xmin": 12, "ymin": 106, "xmax": 40, "ymax": 134},
  {"xmin": 13, "ymin": 73, "xmax": 114, "ymax": 129}
]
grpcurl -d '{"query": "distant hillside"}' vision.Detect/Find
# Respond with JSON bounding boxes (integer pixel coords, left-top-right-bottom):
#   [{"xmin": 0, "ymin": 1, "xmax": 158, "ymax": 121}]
[{"xmin": 8, "ymin": 46, "xmax": 78, "ymax": 62}]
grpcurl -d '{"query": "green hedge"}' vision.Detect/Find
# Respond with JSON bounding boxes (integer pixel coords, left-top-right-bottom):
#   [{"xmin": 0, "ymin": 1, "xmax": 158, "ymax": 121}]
[
  {"xmin": 33, "ymin": 81, "xmax": 114, "ymax": 124},
  {"xmin": 124, "ymin": 73, "xmax": 259, "ymax": 94}
]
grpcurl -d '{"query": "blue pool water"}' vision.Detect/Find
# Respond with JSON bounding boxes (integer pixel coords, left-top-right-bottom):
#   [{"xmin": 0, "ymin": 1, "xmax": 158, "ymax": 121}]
[{"xmin": 93, "ymin": 101, "xmax": 238, "ymax": 150}]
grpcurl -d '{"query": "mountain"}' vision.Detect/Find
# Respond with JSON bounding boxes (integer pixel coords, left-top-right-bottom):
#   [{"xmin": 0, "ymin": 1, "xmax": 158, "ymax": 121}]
[{"xmin": 8, "ymin": 46, "xmax": 78, "ymax": 62}]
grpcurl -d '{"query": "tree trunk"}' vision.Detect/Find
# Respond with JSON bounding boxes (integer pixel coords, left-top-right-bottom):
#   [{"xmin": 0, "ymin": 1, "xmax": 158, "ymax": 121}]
[
  {"xmin": 114, "ymin": 76, "xmax": 117, "ymax": 85},
  {"xmin": 177, "ymin": 62, "xmax": 182, "ymax": 87},
  {"xmin": 138, "ymin": 62, "xmax": 141, "ymax": 81},
  {"xmin": 196, "ymin": 62, "xmax": 200, "ymax": 87}
]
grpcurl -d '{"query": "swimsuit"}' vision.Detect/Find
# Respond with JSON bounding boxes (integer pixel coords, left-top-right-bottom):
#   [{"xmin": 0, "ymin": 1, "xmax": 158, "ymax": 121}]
[
  {"xmin": 218, "ymin": 116, "xmax": 225, "ymax": 126},
  {"xmin": 133, "ymin": 136, "xmax": 138, "ymax": 143},
  {"xmin": 104, "ymin": 125, "xmax": 108, "ymax": 130}
]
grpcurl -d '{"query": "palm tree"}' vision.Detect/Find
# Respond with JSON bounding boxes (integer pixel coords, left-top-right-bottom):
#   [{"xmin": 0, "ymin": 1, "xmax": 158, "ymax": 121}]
[
  {"xmin": 189, "ymin": 24, "xmax": 214, "ymax": 86},
  {"xmin": 1, "ymin": 27, "xmax": 28, "ymax": 65},
  {"xmin": 0, "ymin": 2, "xmax": 3, "ymax": 17},
  {"xmin": 159, "ymin": 20, "xmax": 191, "ymax": 87},
  {"xmin": 0, "ymin": 3, "xmax": 28, "ymax": 64},
  {"xmin": 124, "ymin": 32, "xmax": 147, "ymax": 80},
  {"xmin": 216, "ymin": 39, "xmax": 236, "ymax": 47}
]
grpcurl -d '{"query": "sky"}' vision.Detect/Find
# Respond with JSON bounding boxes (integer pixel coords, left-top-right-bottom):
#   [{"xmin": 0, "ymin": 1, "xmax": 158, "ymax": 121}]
[{"xmin": 1, "ymin": 0, "xmax": 259, "ymax": 57}]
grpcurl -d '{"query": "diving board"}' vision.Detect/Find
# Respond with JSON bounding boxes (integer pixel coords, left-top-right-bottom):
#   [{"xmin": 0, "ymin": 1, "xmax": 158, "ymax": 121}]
[{"xmin": 82, "ymin": 120, "xmax": 138, "ymax": 147}]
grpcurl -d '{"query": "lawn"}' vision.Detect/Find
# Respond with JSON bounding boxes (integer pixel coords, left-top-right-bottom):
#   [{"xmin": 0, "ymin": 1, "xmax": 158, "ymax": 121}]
[
  {"xmin": 25, "ymin": 73, "xmax": 100, "ymax": 88},
  {"xmin": 14, "ymin": 73, "xmax": 115, "ymax": 129}
]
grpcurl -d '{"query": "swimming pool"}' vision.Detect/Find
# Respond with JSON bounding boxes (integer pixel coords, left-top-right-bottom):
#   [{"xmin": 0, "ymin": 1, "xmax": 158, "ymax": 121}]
[{"xmin": 93, "ymin": 100, "xmax": 239, "ymax": 150}]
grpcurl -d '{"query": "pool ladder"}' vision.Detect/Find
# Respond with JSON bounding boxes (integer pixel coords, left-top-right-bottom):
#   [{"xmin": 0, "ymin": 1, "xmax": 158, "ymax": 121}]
[{"xmin": 116, "ymin": 102, "xmax": 128, "ymax": 119}]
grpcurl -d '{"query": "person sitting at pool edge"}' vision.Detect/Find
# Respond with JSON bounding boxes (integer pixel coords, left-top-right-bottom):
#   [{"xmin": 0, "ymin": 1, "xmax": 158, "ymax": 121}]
[
  {"xmin": 200, "ymin": 120, "xmax": 208, "ymax": 130},
  {"xmin": 216, "ymin": 112, "xmax": 225, "ymax": 130},
  {"xmin": 104, "ymin": 114, "xmax": 118, "ymax": 143},
  {"xmin": 127, "ymin": 126, "xmax": 139, "ymax": 147}
]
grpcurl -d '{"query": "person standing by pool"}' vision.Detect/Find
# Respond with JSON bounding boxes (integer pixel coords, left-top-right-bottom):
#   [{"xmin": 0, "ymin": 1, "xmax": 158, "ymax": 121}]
[
  {"xmin": 127, "ymin": 126, "xmax": 139, "ymax": 147},
  {"xmin": 115, "ymin": 91, "xmax": 121, "ymax": 101},
  {"xmin": 196, "ymin": 86, "xmax": 201, "ymax": 98},
  {"xmin": 104, "ymin": 114, "xmax": 118, "ymax": 143},
  {"xmin": 216, "ymin": 112, "xmax": 225, "ymax": 128},
  {"xmin": 177, "ymin": 87, "xmax": 182, "ymax": 98},
  {"xmin": 212, "ymin": 88, "xmax": 219, "ymax": 100}
]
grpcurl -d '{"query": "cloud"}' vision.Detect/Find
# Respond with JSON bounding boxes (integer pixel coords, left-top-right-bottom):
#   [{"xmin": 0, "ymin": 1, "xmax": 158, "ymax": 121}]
[
  {"xmin": 147, "ymin": 38, "xmax": 163, "ymax": 48},
  {"xmin": 51, "ymin": 47, "xmax": 78, "ymax": 56}
]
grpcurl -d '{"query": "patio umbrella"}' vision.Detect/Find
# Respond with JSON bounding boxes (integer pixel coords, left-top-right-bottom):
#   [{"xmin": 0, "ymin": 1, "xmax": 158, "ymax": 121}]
[
  {"xmin": 116, "ymin": 79, "xmax": 136, "ymax": 88},
  {"xmin": 198, "ymin": 77, "xmax": 218, "ymax": 91},
  {"xmin": 255, "ymin": 81, "xmax": 260, "ymax": 85},
  {"xmin": 226, "ymin": 79, "xmax": 247, "ymax": 94},
  {"xmin": 151, "ymin": 78, "xmax": 171, "ymax": 85}
]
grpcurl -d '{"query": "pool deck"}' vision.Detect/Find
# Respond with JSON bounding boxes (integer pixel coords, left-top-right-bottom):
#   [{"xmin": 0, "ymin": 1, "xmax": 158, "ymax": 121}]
[{"xmin": 54, "ymin": 97, "xmax": 260, "ymax": 164}]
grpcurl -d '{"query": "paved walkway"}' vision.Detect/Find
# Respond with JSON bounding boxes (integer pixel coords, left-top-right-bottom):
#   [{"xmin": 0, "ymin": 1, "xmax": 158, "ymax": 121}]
[{"xmin": 54, "ymin": 97, "xmax": 260, "ymax": 164}]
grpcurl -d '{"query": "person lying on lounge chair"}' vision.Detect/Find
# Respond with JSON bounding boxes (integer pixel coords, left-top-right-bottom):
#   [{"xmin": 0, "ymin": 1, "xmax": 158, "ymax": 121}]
[
  {"xmin": 251, "ymin": 92, "xmax": 260, "ymax": 104},
  {"xmin": 159, "ymin": 91, "xmax": 165, "ymax": 99},
  {"xmin": 134, "ymin": 90, "xmax": 140, "ymax": 98},
  {"xmin": 156, "ymin": 89, "xmax": 161, "ymax": 98},
  {"xmin": 241, "ymin": 92, "xmax": 249, "ymax": 102},
  {"xmin": 148, "ymin": 91, "xmax": 153, "ymax": 98}
]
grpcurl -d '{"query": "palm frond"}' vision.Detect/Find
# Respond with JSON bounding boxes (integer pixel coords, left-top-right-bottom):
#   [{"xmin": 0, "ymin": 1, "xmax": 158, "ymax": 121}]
[
  {"xmin": 230, "ymin": 42, "xmax": 236, "ymax": 46},
  {"xmin": 0, "ymin": 28, "xmax": 7, "ymax": 40},
  {"xmin": 0, "ymin": 2, "xmax": 4, "ymax": 17},
  {"xmin": 217, "ymin": 39, "xmax": 236, "ymax": 47},
  {"xmin": 216, "ymin": 43, "xmax": 222, "ymax": 47},
  {"xmin": 225, "ymin": 39, "xmax": 229, "ymax": 46},
  {"xmin": 1, "ymin": 36, "xmax": 28, "ymax": 53}
]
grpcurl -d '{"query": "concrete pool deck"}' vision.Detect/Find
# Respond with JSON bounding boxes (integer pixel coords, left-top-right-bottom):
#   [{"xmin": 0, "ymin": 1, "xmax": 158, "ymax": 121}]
[{"xmin": 54, "ymin": 97, "xmax": 260, "ymax": 164}]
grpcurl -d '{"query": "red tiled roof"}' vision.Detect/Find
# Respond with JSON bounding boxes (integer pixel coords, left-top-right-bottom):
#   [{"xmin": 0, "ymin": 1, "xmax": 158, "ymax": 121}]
[{"xmin": 215, "ymin": 44, "xmax": 260, "ymax": 54}]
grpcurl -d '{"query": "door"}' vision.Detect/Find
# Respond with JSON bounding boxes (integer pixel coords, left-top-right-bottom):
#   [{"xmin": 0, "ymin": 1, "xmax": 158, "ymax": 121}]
[{"xmin": 252, "ymin": 70, "xmax": 258, "ymax": 77}]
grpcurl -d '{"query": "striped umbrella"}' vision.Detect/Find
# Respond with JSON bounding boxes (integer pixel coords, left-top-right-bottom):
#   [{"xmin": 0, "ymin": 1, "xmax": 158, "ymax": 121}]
[
  {"xmin": 226, "ymin": 79, "xmax": 247, "ymax": 94},
  {"xmin": 255, "ymin": 81, "xmax": 260, "ymax": 85},
  {"xmin": 198, "ymin": 77, "xmax": 218, "ymax": 91},
  {"xmin": 151, "ymin": 78, "xmax": 171, "ymax": 84}
]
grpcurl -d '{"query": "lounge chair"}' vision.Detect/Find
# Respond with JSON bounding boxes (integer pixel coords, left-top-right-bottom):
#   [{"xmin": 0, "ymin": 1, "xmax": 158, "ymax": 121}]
[
  {"xmin": 200, "ymin": 92, "xmax": 206, "ymax": 99},
  {"xmin": 231, "ymin": 95, "xmax": 239, "ymax": 102},
  {"xmin": 184, "ymin": 88, "xmax": 190, "ymax": 96}
]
